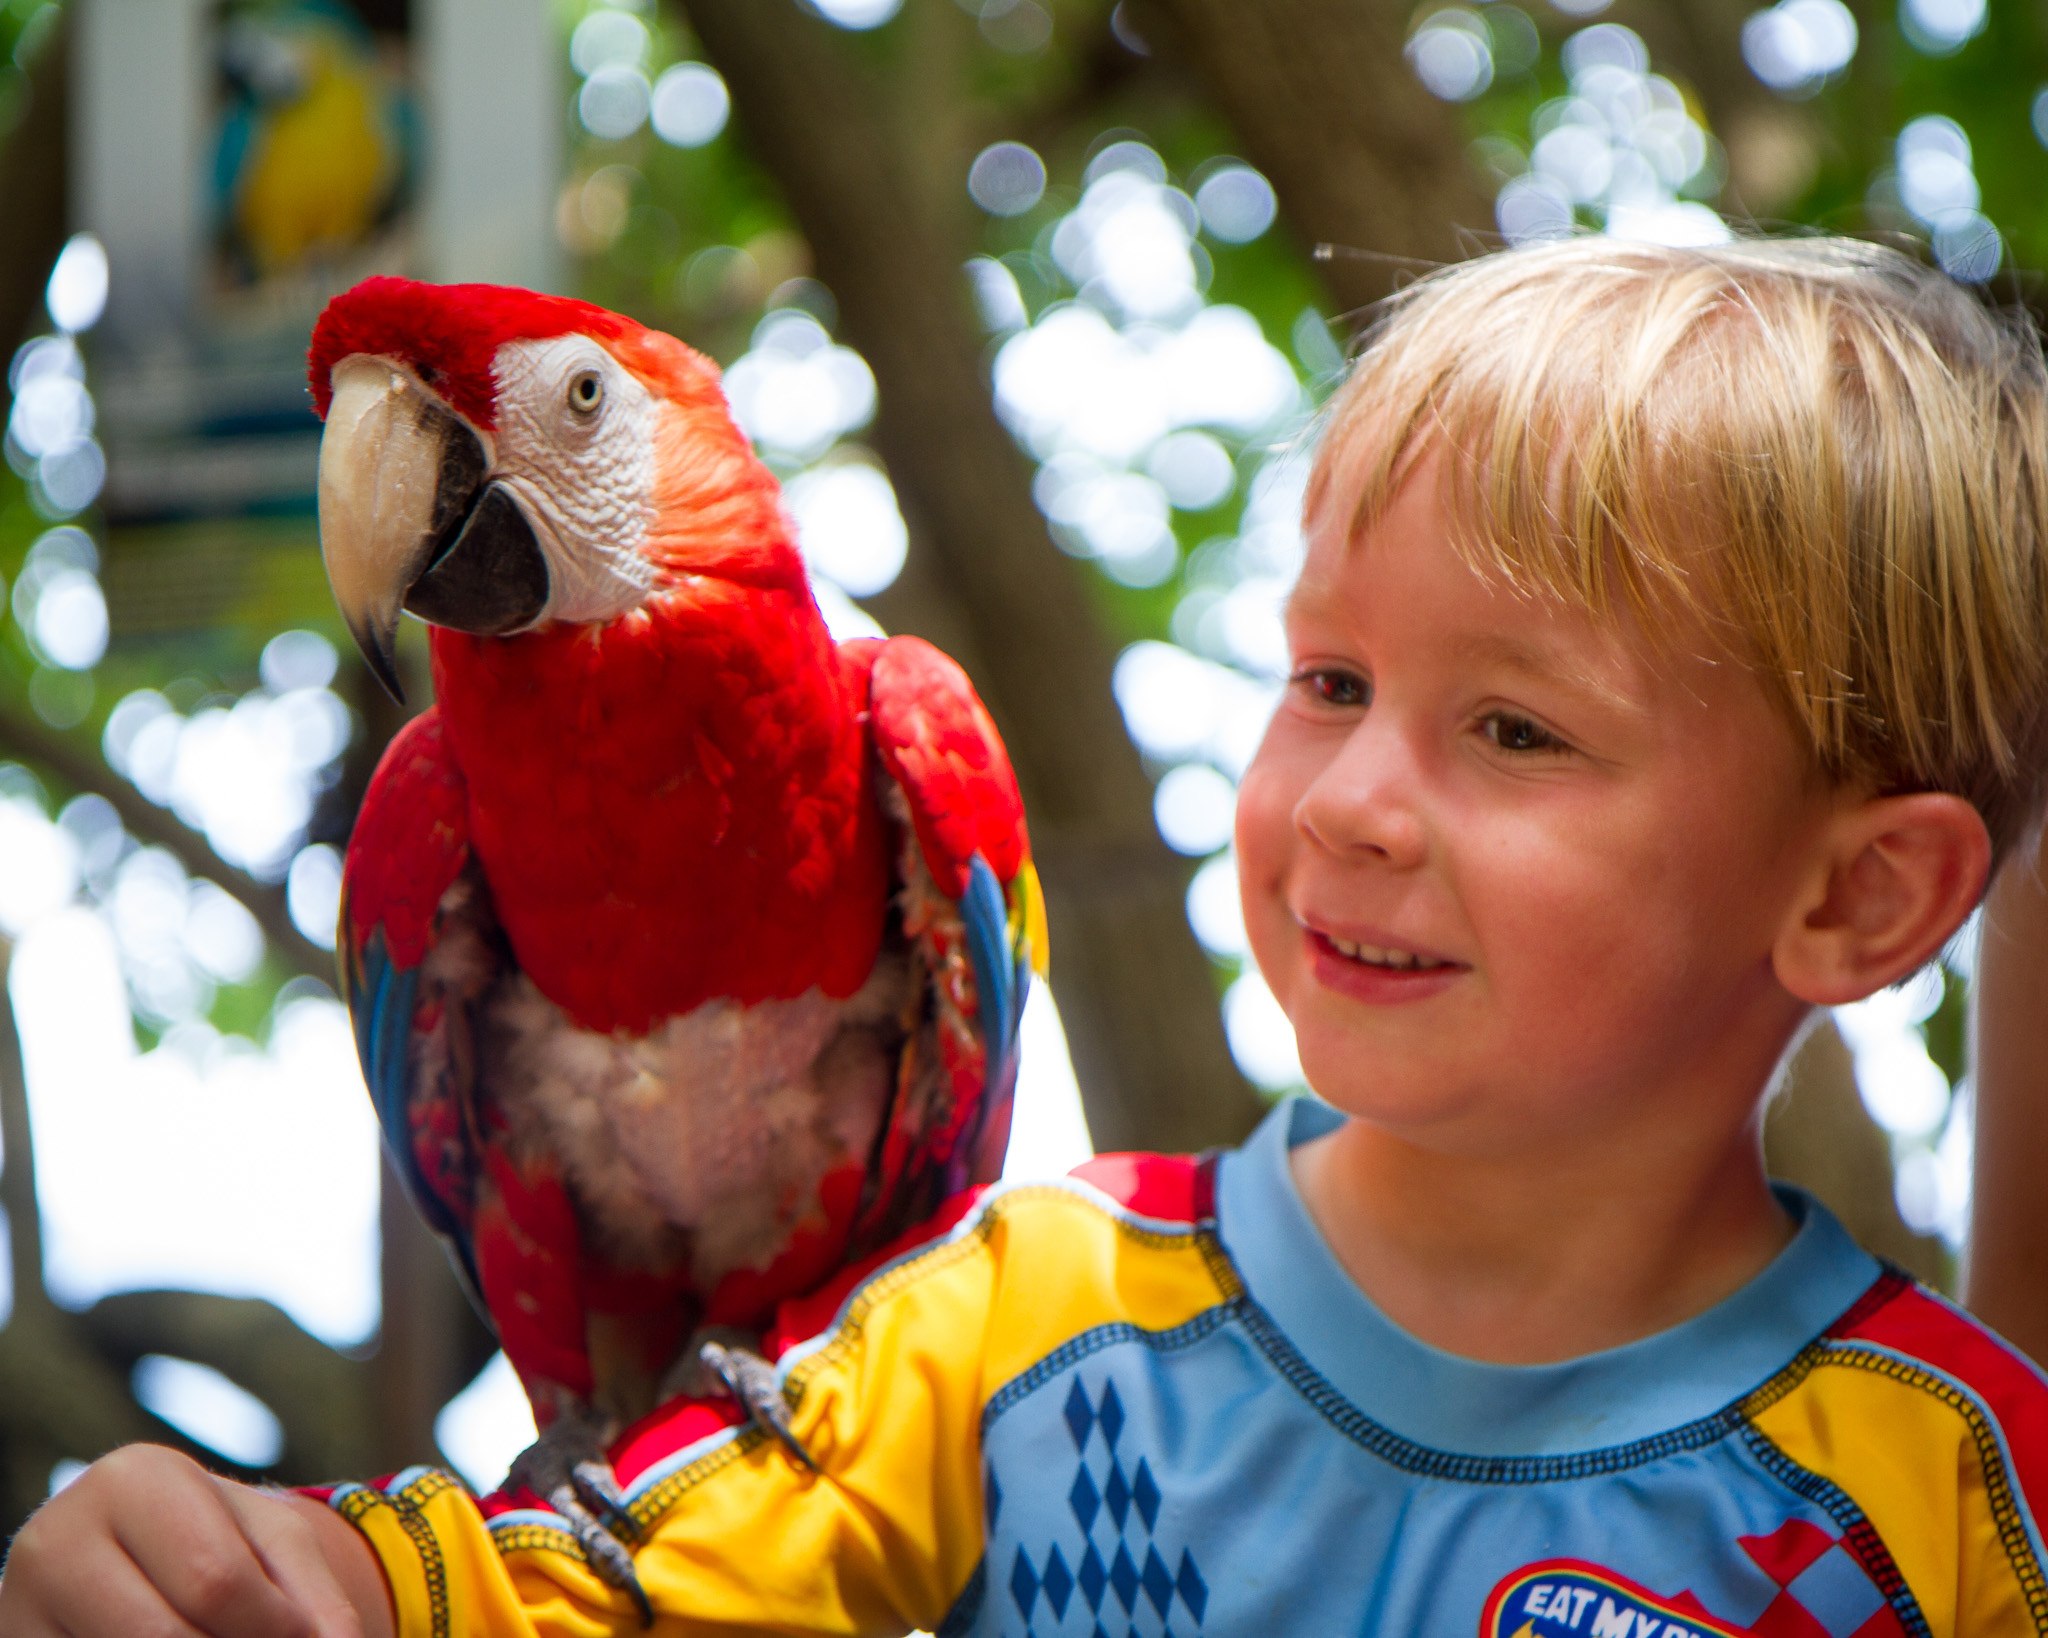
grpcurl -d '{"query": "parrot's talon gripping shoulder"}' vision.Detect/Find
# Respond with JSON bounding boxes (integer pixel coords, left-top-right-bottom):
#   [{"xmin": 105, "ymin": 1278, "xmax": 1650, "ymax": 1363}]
[
  {"xmin": 570, "ymin": 1458, "xmax": 643, "ymax": 1544},
  {"xmin": 700, "ymin": 1339, "xmax": 821, "ymax": 1476},
  {"xmin": 546, "ymin": 1475, "xmax": 654, "ymax": 1628}
]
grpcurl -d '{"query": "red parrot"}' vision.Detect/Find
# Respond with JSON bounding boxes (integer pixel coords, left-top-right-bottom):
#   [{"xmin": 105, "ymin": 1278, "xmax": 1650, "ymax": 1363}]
[{"xmin": 307, "ymin": 278, "xmax": 1045, "ymax": 1612}]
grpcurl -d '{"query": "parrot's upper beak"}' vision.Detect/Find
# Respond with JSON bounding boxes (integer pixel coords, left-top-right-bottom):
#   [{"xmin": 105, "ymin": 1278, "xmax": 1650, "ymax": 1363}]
[{"xmin": 317, "ymin": 356, "xmax": 552, "ymax": 702}]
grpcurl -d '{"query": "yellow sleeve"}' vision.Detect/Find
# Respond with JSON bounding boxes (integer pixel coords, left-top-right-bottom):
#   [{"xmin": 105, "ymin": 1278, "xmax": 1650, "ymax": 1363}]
[
  {"xmin": 1743, "ymin": 1277, "xmax": 2048, "ymax": 1633},
  {"xmin": 330, "ymin": 1180, "xmax": 1231, "ymax": 1638}
]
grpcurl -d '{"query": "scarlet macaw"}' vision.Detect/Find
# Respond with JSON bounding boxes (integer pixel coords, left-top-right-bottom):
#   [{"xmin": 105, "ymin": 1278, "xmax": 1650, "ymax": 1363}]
[{"xmin": 308, "ymin": 278, "xmax": 1044, "ymax": 1614}]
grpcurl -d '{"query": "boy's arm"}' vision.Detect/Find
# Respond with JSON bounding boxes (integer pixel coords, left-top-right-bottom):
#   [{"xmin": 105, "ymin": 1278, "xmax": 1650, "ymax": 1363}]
[
  {"xmin": 1964, "ymin": 842, "xmax": 2048, "ymax": 1365},
  {"xmin": 0, "ymin": 1444, "xmax": 394, "ymax": 1638},
  {"xmin": 316, "ymin": 1192, "xmax": 1005, "ymax": 1638}
]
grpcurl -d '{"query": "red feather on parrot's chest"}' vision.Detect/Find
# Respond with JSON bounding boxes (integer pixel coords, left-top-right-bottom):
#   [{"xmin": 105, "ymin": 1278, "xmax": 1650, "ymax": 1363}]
[{"xmin": 430, "ymin": 584, "xmax": 890, "ymax": 1037}]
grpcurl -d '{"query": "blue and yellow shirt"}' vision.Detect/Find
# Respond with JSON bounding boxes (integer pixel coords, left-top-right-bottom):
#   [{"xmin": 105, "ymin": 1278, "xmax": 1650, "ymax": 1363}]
[{"xmin": 330, "ymin": 1100, "xmax": 2048, "ymax": 1636}]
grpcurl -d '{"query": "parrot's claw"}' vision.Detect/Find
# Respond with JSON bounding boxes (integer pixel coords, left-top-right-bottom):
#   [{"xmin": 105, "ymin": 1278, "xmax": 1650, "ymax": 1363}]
[
  {"xmin": 570, "ymin": 1458, "xmax": 641, "ymax": 1545},
  {"xmin": 699, "ymin": 1339, "xmax": 820, "ymax": 1474},
  {"xmin": 509, "ymin": 1422, "xmax": 650, "ymax": 1627},
  {"xmin": 548, "ymin": 1476, "xmax": 654, "ymax": 1629}
]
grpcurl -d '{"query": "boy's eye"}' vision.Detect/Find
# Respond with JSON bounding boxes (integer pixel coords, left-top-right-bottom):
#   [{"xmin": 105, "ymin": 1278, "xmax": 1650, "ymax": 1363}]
[
  {"xmin": 1292, "ymin": 667, "xmax": 1370, "ymax": 709},
  {"xmin": 1481, "ymin": 711, "xmax": 1569, "ymax": 755}
]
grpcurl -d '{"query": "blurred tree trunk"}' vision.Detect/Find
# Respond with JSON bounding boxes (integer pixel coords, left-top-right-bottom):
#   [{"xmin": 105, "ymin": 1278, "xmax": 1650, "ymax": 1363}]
[
  {"xmin": 0, "ymin": 7, "xmax": 68, "ymax": 378},
  {"xmin": 1765, "ymin": 1019, "xmax": 1945, "ymax": 1287},
  {"xmin": 1133, "ymin": 0, "xmax": 1495, "ymax": 320},
  {"xmin": 681, "ymin": 0, "xmax": 1264, "ymax": 1154}
]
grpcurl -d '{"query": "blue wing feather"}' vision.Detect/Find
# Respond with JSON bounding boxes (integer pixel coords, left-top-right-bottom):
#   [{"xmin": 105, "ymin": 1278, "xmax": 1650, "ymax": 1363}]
[
  {"xmin": 962, "ymin": 852, "xmax": 1022, "ymax": 1069},
  {"xmin": 352, "ymin": 932, "xmax": 447, "ymax": 1235}
]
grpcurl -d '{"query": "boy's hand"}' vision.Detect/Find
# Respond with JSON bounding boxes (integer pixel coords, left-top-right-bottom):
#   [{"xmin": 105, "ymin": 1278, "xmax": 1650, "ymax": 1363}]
[{"xmin": 0, "ymin": 1444, "xmax": 394, "ymax": 1638}]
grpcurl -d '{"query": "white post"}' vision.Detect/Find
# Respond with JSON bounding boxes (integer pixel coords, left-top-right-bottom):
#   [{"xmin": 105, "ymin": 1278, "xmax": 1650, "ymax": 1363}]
[
  {"xmin": 418, "ymin": 0, "xmax": 563, "ymax": 291},
  {"xmin": 72, "ymin": 0, "xmax": 209, "ymax": 353}
]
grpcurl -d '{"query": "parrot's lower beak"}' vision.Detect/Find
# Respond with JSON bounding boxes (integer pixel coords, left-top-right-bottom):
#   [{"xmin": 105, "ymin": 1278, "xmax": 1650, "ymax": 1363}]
[{"xmin": 317, "ymin": 356, "xmax": 552, "ymax": 702}]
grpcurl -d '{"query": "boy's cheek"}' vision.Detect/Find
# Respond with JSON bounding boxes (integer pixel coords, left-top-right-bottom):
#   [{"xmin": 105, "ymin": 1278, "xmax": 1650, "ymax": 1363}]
[{"xmin": 1231, "ymin": 742, "xmax": 1297, "ymax": 870}]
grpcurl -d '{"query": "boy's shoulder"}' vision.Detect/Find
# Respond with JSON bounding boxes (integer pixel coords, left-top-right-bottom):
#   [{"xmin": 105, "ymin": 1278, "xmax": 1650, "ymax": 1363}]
[{"xmin": 1763, "ymin": 1261, "xmax": 2048, "ymax": 1498}]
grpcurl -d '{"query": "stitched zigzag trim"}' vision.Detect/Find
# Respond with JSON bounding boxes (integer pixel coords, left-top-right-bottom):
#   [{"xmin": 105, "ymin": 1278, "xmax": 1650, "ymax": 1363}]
[
  {"xmin": 1759, "ymin": 1341, "xmax": 2048, "ymax": 1633},
  {"xmin": 332, "ymin": 1471, "xmax": 457, "ymax": 1638},
  {"xmin": 1735, "ymin": 1421, "xmax": 1932, "ymax": 1638}
]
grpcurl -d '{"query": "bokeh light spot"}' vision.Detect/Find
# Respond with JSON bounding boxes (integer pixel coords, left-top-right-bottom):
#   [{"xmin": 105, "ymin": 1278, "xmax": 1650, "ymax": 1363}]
[
  {"xmin": 1193, "ymin": 164, "xmax": 1277, "ymax": 243},
  {"xmin": 787, "ymin": 462, "xmax": 909, "ymax": 597},
  {"xmin": 45, "ymin": 234, "xmax": 108, "ymax": 335},
  {"xmin": 809, "ymin": 0, "xmax": 903, "ymax": 27},
  {"xmin": 1900, "ymin": 0, "xmax": 1985, "ymax": 55},
  {"xmin": 968, "ymin": 142, "xmax": 1047, "ymax": 217},
  {"xmin": 1933, "ymin": 213, "xmax": 2001, "ymax": 282},
  {"xmin": 260, "ymin": 631, "xmax": 339, "ymax": 694},
  {"xmin": 981, "ymin": 0, "xmax": 1052, "ymax": 53},
  {"xmin": 569, "ymin": 9, "xmax": 649, "ymax": 76},
  {"xmin": 578, "ymin": 66, "xmax": 650, "ymax": 141},
  {"xmin": 1224, "ymin": 972, "xmax": 1301, "ymax": 1090},
  {"xmin": 32, "ymin": 568, "xmax": 108, "ymax": 670},
  {"xmin": 1154, "ymin": 763, "xmax": 1237, "ymax": 856},
  {"xmin": 287, "ymin": 845, "xmax": 342, "ymax": 950},
  {"xmin": 650, "ymin": 62, "xmax": 729, "ymax": 148},
  {"xmin": 132, "ymin": 1356, "xmax": 283, "ymax": 1467},
  {"xmin": 1146, "ymin": 430, "xmax": 1235, "ymax": 511},
  {"xmin": 1187, "ymin": 853, "xmax": 1247, "ymax": 958},
  {"xmin": 1741, "ymin": 0, "xmax": 1857, "ymax": 94},
  {"xmin": 1408, "ymin": 10, "xmax": 1494, "ymax": 102}
]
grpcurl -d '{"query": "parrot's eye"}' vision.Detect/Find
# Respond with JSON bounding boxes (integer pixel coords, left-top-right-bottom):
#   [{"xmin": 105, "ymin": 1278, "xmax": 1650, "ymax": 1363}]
[{"xmin": 567, "ymin": 370, "xmax": 605, "ymax": 415}]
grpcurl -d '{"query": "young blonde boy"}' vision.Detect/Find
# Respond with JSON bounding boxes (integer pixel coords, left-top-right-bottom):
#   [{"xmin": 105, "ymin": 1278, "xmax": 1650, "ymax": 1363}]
[{"xmin": 9, "ymin": 234, "xmax": 2048, "ymax": 1638}]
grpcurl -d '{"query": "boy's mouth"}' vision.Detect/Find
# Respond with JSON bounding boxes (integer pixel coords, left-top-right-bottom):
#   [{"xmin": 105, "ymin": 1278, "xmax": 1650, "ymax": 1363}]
[
  {"xmin": 1319, "ymin": 934, "xmax": 1452, "ymax": 971},
  {"xmin": 1304, "ymin": 924, "xmax": 1462, "ymax": 973}
]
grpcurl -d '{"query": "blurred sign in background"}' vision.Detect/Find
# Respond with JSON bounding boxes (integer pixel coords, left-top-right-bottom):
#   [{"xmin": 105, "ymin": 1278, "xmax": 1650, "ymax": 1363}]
[{"xmin": 0, "ymin": 0, "xmax": 2027, "ymax": 1529}]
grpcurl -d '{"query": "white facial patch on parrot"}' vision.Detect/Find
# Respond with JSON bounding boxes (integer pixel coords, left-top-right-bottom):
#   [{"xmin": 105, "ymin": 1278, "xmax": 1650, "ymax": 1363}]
[{"xmin": 488, "ymin": 334, "xmax": 661, "ymax": 626}]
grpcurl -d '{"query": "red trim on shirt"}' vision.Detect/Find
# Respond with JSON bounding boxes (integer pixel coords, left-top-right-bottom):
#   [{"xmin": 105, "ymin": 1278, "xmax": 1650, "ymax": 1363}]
[
  {"xmin": 1068, "ymin": 1151, "xmax": 1210, "ymax": 1224},
  {"xmin": 1834, "ymin": 1281, "xmax": 2048, "ymax": 1500}
]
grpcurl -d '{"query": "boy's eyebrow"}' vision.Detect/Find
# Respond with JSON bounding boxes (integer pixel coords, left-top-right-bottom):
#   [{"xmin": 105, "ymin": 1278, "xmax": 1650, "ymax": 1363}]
[
  {"xmin": 1447, "ymin": 631, "xmax": 1652, "ymax": 720},
  {"xmin": 1284, "ymin": 582, "xmax": 1654, "ymax": 720}
]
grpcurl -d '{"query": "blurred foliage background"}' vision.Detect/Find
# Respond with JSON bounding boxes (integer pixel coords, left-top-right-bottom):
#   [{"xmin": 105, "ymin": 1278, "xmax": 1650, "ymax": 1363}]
[{"xmin": 0, "ymin": 0, "xmax": 2027, "ymax": 1536}]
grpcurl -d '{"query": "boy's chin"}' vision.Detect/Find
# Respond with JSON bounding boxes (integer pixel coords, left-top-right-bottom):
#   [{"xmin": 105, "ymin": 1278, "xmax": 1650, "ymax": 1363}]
[{"xmin": 1293, "ymin": 1048, "xmax": 1493, "ymax": 1136}]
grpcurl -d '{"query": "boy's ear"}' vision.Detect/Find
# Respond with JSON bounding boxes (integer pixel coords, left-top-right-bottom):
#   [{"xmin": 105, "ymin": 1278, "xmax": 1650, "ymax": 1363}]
[{"xmin": 1774, "ymin": 791, "xmax": 1990, "ymax": 1006}]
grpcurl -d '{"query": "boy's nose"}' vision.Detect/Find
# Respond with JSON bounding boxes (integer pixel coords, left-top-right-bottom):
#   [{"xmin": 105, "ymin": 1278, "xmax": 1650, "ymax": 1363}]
[{"xmin": 1294, "ymin": 721, "xmax": 1430, "ymax": 868}]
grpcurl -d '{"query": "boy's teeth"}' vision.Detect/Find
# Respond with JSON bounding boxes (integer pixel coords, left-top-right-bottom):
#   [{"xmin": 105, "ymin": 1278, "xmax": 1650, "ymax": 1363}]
[{"xmin": 1327, "ymin": 935, "xmax": 1433, "ymax": 969}]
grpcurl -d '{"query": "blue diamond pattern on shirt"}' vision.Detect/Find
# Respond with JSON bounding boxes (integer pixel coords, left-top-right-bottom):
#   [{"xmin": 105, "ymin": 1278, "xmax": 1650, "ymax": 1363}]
[
  {"xmin": 1176, "ymin": 1549, "xmax": 1208, "ymax": 1622},
  {"xmin": 1110, "ymin": 1543, "xmax": 1140, "ymax": 1614},
  {"xmin": 1069, "ymin": 1464, "xmax": 1101, "ymax": 1534},
  {"xmin": 1141, "ymin": 1545, "xmax": 1175, "ymax": 1617},
  {"xmin": 993, "ymin": 1367, "xmax": 1214, "ymax": 1636},
  {"xmin": 1078, "ymin": 1543, "xmax": 1107, "ymax": 1613},
  {"xmin": 1064, "ymin": 1378, "xmax": 1095, "ymax": 1452},
  {"xmin": 1011, "ymin": 1547, "xmax": 1040, "ymax": 1620},
  {"xmin": 1104, "ymin": 1457, "xmax": 1132, "ymax": 1531},
  {"xmin": 1132, "ymin": 1459, "xmax": 1161, "ymax": 1534},
  {"xmin": 1098, "ymin": 1380, "xmax": 1126, "ymax": 1450},
  {"xmin": 1042, "ymin": 1546, "xmax": 1075, "ymax": 1619}
]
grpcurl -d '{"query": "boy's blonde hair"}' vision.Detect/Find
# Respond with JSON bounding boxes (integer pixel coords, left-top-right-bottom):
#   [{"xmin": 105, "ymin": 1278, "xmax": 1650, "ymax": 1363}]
[{"xmin": 1308, "ymin": 235, "xmax": 2048, "ymax": 863}]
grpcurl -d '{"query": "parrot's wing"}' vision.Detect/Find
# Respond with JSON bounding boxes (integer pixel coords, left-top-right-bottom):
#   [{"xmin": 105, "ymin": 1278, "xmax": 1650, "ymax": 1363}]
[
  {"xmin": 339, "ymin": 707, "xmax": 491, "ymax": 1297},
  {"xmin": 851, "ymin": 635, "xmax": 1045, "ymax": 1231},
  {"xmin": 340, "ymin": 710, "xmax": 602, "ymax": 1414}
]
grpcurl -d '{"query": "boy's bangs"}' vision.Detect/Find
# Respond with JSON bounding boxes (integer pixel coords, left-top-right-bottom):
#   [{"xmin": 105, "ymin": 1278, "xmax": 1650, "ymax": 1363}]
[
  {"xmin": 1307, "ymin": 271, "xmax": 1735, "ymax": 639},
  {"xmin": 1304, "ymin": 239, "xmax": 2048, "ymax": 855}
]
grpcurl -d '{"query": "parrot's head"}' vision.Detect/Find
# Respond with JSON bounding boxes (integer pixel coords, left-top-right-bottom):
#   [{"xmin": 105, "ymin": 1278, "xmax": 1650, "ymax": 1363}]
[{"xmin": 308, "ymin": 276, "xmax": 787, "ymax": 700}]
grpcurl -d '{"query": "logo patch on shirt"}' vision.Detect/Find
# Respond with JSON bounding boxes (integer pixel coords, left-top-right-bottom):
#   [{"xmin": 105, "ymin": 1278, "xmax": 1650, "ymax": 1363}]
[{"xmin": 1481, "ymin": 1560, "xmax": 1747, "ymax": 1638}]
